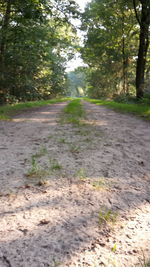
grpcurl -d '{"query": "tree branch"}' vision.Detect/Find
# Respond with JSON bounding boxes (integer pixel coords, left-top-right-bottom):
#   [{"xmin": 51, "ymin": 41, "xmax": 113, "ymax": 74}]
[{"xmin": 133, "ymin": 0, "xmax": 141, "ymax": 26}]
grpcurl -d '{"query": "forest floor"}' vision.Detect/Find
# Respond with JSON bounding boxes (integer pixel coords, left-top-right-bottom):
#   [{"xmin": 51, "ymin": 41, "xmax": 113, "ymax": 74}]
[{"xmin": 0, "ymin": 101, "xmax": 150, "ymax": 267}]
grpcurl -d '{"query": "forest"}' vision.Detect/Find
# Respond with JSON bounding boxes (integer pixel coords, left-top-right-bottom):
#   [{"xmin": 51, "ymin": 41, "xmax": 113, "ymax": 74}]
[
  {"xmin": 0, "ymin": 0, "xmax": 150, "ymax": 104},
  {"xmin": 0, "ymin": 0, "xmax": 79, "ymax": 104}
]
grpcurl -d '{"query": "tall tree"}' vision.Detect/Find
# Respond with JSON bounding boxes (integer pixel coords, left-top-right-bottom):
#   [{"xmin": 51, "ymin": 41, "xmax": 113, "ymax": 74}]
[
  {"xmin": 133, "ymin": 0, "xmax": 150, "ymax": 98},
  {"xmin": 81, "ymin": 0, "xmax": 138, "ymax": 98},
  {"xmin": 0, "ymin": 0, "xmax": 11, "ymax": 64}
]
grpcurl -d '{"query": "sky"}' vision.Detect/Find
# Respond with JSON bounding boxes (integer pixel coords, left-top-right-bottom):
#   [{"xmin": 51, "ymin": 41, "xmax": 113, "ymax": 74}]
[
  {"xmin": 75, "ymin": 0, "xmax": 90, "ymax": 11},
  {"xmin": 66, "ymin": 0, "xmax": 91, "ymax": 72}
]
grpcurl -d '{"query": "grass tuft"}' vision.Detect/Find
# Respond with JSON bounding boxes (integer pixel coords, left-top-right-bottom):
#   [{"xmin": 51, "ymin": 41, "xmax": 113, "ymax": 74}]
[
  {"xmin": 26, "ymin": 156, "xmax": 50, "ymax": 178},
  {"xmin": 92, "ymin": 178, "xmax": 107, "ymax": 190},
  {"xmin": 98, "ymin": 208, "xmax": 118, "ymax": 226},
  {"xmin": 75, "ymin": 168, "xmax": 87, "ymax": 180},
  {"xmin": 49, "ymin": 158, "xmax": 62, "ymax": 171}
]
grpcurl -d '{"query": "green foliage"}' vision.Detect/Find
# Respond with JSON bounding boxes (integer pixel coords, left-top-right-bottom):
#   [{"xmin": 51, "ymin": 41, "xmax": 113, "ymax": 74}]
[
  {"xmin": 0, "ymin": 0, "xmax": 79, "ymax": 103},
  {"xmin": 67, "ymin": 67, "xmax": 88, "ymax": 97},
  {"xmin": 81, "ymin": 0, "xmax": 150, "ymax": 98}
]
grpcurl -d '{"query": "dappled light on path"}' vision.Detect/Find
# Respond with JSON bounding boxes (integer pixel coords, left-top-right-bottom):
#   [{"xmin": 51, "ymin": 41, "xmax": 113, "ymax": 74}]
[{"xmin": 0, "ymin": 101, "xmax": 150, "ymax": 266}]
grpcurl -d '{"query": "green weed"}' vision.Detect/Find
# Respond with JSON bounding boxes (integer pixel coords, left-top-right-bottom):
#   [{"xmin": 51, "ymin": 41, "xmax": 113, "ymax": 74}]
[
  {"xmin": 98, "ymin": 208, "xmax": 118, "ymax": 225},
  {"xmin": 49, "ymin": 158, "xmax": 62, "ymax": 171},
  {"xmin": 92, "ymin": 178, "xmax": 107, "ymax": 190},
  {"xmin": 69, "ymin": 144, "xmax": 80, "ymax": 153},
  {"xmin": 58, "ymin": 138, "xmax": 67, "ymax": 144},
  {"xmin": 26, "ymin": 156, "xmax": 50, "ymax": 178},
  {"xmin": 111, "ymin": 243, "xmax": 117, "ymax": 253},
  {"xmin": 75, "ymin": 168, "xmax": 87, "ymax": 180}
]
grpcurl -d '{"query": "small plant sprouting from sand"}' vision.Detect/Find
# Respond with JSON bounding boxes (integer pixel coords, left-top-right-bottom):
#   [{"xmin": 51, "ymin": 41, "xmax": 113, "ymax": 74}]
[
  {"xmin": 69, "ymin": 144, "xmax": 80, "ymax": 153},
  {"xmin": 26, "ymin": 156, "xmax": 50, "ymax": 178},
  {"xmin": 26, "ymin": 156, "xmax": 39, "ymax": 177},
  {"xmin": 111, "ymin": 243, "xmax": 117, "ymax": 253},
  {"xmin": 33, "ymin": 146, "xmax": 48, "ymax": 158},
  {"xmin": 49, "ymin": 158, "xmax": 62, "ymax": 171},
  {"xmin": 75, "ymin": 168, "xmax": 87, "ymax": 181},
  {"xmin": 98, "ymin": 208, "xmax": 118, "ymax": 226},
  {"xmin": 58, "ymin": 137, "xmax": 66, "ymax": 144},
  {"xmin": 92, "ymin": 177, "xmax": 107, "ymax": 190}
]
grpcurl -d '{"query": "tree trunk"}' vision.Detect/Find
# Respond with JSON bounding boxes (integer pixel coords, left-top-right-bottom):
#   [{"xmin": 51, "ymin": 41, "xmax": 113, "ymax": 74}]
[
  {"xmin": 0, "ymin": 0, "xmax": 11, "ymax": 64},
  {"xmin": 133, "ymin": 0, "xmax": 150, "ymax": 99},
  {"xmin": 0, "ymin": 0, "xmax": 11, "ymax": 103},
  {"xmin": 136, "ymin": 24, "xmax": 149, "ymax": 98},
  {"xmin": 121, "ymin": 6, "xmax": 129, "ymax": 95}
]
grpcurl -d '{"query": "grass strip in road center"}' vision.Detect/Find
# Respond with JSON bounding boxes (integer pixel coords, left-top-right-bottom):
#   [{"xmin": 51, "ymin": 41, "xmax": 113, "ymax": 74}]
[{"xmin": 62, "ymin": 99, "xmax": 85, "ymax": 125}]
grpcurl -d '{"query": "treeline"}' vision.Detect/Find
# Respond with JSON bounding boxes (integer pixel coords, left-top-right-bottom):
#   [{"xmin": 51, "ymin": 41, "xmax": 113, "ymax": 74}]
[
  {"xmin": 80, "ymin": 0, "xmax": 150, "ymax": 100},
  {"xmin": 0, "ymin": 0, "xmax": 79, "ymax": 104}
]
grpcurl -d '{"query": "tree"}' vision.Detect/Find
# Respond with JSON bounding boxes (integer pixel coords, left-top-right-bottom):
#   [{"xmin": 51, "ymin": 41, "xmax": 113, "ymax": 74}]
[
  {"xmin": 81, "ymin": 0, "xmax": 138, "ymax": 98},
  {"xmin": 0, "ymin": 0, "xmax": 79, "ymax": 103},
  {"xmin": 67, "ymin": 67, "xmax": 87, "ymax": 97},
  {"xmin": 133, "ymin": 0, "xmax": 150, "ymax": 98}
]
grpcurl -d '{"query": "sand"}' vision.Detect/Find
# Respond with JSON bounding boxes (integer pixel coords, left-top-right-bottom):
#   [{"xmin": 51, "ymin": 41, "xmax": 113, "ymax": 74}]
[{"xmin": 0, "ymin": 101, "xmax": 149, "ymax": 267}]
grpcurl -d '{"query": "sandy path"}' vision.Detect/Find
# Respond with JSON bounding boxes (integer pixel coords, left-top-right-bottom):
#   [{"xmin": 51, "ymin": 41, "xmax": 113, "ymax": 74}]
[{"xmin": 0, "ymin": 101, "xmax": 150, "ymax": 267}]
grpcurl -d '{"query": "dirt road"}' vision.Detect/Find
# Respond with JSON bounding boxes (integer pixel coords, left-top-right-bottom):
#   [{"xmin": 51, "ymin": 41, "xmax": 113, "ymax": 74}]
[{"xmin": 0, "ymin": 101, "xmax": 150, "ymax": 267}]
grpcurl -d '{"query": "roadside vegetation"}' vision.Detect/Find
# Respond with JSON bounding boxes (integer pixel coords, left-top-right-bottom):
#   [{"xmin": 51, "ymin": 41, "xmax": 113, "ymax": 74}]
[
  {"xmin": 86, "ymin": 98, "xmax": 150, "ymax": 120},
  {"xmin": 1, "ymin": 96, "xmax": 150, "ymax": 121},
  {"xmin": 0, "ymin": 98, "xmax": 70, "ymax": 120}
]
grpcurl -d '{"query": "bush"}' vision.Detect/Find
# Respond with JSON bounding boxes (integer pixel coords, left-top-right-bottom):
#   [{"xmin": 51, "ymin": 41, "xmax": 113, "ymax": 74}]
[{"xmin": 113, "ymin": 94, "xmax": 137, "ymax": 104}]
